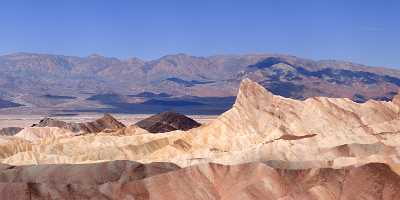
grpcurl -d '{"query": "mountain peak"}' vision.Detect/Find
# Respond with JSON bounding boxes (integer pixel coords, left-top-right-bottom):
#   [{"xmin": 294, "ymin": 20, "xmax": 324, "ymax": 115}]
[
  {"xmin": 135, "ymin": 111, "xmax": 201, "ymax": 133},
  {"xmin": 87, "ymin": 53, "xmax": 105, "ymax": 59},
  {"xmin": 160, "ymin": 53, "xmax": 205, "ymax": 61},
  {"xmin": 235, "ymin": 78, "xmax": 274, "ymax": 108},
  {"xmin": 126, "ymin": 57, "xmax": 145, "ymax": 64}
]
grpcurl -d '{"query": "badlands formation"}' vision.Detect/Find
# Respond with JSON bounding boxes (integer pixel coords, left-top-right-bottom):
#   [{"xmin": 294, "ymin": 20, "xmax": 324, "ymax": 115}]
[
  {"xmin": 0, "ymin": 79, "xmax": 400, "ymax": 199},
  {"xmin": 32, "ymin": 113, "xmax": 126, "ymax": 133}
]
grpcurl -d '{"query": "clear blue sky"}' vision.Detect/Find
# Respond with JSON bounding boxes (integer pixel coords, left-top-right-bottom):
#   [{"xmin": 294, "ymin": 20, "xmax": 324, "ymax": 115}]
[{"xmin": 0, "ymin": 0, "xmax": 399, "ymax": 67}]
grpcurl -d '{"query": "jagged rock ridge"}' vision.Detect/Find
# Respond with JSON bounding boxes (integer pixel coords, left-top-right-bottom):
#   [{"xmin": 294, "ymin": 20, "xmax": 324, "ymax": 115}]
[
  {"xmin": 32, "ymin": 113, "xmax": 126, "ymax": 133},
  {"xmin": 1, "ymin": 79, "xmax": 400, "ymax": 170},
  {"xmin": 1, "ymin": 79, "xmax": 400, "ymax": 199}
]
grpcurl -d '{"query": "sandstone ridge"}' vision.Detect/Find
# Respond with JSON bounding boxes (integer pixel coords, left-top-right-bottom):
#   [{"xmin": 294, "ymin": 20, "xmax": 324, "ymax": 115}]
[{"xmin": 1, "ymin": 79, "xmax": 399, "ymax": 170}]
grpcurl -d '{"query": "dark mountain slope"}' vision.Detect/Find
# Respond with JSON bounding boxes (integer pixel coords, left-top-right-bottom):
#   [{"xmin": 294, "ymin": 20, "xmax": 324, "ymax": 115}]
[
  {"xmin": 240, "ymin": 57, "xmax": 400, "ymax": 101},
  {"xmin": 135, "ymin": 111, "xmax": 201, "ymax": 133},
  {"xmin": 0, "ymin": 99, "xmax": 22, "ymax": 109}
]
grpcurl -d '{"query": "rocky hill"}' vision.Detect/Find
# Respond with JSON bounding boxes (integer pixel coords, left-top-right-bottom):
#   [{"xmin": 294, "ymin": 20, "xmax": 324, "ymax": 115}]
[
  {"xmin": 135, "ymin": 111, "xmax": 201, "ymax": 133},
  {"xmin": 32, "ymin": 113, "xmax": 126, "ymax": 133}
]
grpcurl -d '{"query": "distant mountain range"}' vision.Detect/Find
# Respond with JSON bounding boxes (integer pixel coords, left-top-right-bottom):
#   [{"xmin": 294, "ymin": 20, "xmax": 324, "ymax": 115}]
[{"xmin": 0, "ymin": 52, "xmax": 399, "ymax": 114}]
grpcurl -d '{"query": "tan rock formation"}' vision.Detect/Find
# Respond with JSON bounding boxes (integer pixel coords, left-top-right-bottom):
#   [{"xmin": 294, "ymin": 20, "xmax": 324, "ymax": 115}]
[
  {"xmin": 14, "ymin": 127, "xmax": 75, "ymax": 142},
  {"xmin": 1, "ymin": 79, "xmax": 400, "ymax": 169},
  {"xmin": 1, "ymin": 79, "xmax": 400, "ymax": 199}
]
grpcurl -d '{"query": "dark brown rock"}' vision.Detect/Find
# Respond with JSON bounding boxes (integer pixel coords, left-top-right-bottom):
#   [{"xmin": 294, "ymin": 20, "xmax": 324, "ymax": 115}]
[
  {"xmin": 135, "ymin": 111, "xmax": 201, "ymax": 133},
  {"xmin": 0, "ymin": 127, "xmax": 23, "ymax": 136},
  {"xmin": 32, "ymin": 113, "xmax": 125, "ymax": 133}
]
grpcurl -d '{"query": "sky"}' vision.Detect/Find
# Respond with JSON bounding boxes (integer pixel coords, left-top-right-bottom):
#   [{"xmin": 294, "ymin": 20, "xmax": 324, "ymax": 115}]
[{"xmin": 0, "ymin": 0, "xmax": 399, "ymax": 67}]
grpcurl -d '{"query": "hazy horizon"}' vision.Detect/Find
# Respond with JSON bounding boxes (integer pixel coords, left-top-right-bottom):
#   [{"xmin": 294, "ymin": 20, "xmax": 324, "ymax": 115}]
[
  {"xmin": 1, "ymin": 51, "xmax": 398, "ymax": 70},
  {"xmin": 0, "ymin": 0, "xmax": 399, "ymax": 67}
]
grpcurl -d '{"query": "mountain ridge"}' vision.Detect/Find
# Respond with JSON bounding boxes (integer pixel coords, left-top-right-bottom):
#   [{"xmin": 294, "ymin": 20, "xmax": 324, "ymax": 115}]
[
  {"xmin": 1, "ymin": 52, "xmax": 400, "ymax": 114},
  {"xmin": 2, "ymin": 52, "xmax": 398, "ymax": 74}
]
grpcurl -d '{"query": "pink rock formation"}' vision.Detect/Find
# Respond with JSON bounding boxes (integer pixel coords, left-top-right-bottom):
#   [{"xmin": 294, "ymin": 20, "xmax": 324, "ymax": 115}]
[{"xmin": 0, "ymin": 162, "xmax": 399, "ymax": 199}]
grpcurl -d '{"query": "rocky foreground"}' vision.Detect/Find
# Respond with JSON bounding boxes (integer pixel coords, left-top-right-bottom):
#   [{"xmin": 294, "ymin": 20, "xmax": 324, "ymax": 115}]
[
  {"xmin": 1, "ymin": 79, "xmax": 400, "ymax": 199},
  {"xmin": 1, "ymin": 161, "xmax": 399, "ymax": 199}
]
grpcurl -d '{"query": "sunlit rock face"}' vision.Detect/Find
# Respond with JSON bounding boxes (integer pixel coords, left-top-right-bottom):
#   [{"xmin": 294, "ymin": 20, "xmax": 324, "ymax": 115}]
[
  {"xmin": 1, "ymin": 79, "xmax": 400, "ymax": 199},
  {"xmin": 2, "ymin": 79, "xmax": 400, "ymax": 167}
]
